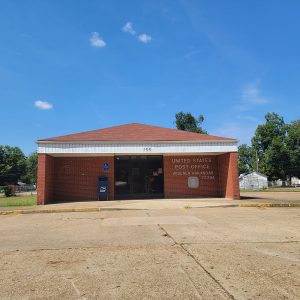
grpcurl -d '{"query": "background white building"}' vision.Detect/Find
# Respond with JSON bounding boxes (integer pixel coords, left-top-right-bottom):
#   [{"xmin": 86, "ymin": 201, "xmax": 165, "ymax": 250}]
[{"xmin": 239, "ymin": 172, "xmax": 268, "ymax": 190}]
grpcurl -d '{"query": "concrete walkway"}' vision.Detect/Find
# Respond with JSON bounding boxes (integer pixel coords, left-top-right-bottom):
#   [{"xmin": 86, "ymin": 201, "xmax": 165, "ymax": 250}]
[
  {"xmin": 1, "ymin": 194, "xmax": 300, "ymax": 215},
  {"xmin": 0, "ymin": 198, "xmax": 239, "ymax": 213},
  {"xmin": 1, "ymin": 191, "xmax": 300, "ymax": 215}
]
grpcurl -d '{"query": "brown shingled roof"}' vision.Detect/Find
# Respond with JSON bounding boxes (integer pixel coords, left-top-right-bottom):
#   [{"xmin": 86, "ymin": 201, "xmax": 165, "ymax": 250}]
[{"xmin": 39, "ymin": 123, "xmax": 235, "ymax": 142}]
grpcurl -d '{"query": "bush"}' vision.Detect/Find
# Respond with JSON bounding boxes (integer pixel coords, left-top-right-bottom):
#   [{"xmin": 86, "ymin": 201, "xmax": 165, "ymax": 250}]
[{"xmin": 4, "ymin": 185, "xmax": 16, "ymax": 197}]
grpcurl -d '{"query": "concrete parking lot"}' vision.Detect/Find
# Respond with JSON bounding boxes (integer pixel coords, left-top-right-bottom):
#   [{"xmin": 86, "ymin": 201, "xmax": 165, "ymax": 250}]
[{"xmin": 0, "ymin": 204, "xmax": 299, "ymax": 299}]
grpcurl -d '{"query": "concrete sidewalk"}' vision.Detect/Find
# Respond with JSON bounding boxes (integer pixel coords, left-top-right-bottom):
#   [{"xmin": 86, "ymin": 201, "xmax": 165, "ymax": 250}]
[
  {"xmin": 1, "ymin": 195, "xmax": 300, "ymax": 215},
  {"xmin": 0, "ymin": 198, "xmax": 239, "ymax": 215}
]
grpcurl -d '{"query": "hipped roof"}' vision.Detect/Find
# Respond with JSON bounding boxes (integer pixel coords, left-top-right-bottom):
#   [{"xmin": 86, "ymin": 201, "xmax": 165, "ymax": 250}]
[{"xmin": 39, "ymin": 123, "xmax": 236, "ymax": 142}]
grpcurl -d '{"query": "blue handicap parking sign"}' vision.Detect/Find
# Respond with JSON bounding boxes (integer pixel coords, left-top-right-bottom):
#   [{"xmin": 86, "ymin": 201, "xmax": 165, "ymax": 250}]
[{"xmin": 103, "ymin": 163, "xmax": 109, "ymax": 172}]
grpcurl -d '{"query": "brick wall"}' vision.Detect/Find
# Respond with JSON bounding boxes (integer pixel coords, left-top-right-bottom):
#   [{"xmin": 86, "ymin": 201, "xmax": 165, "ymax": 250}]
[
  {"xmin": 218, "ymin": 152, "xmax": 240, "ymax": 199},
  {"xmin": 164, "ymin": 155, "xmax": 220, "ymax": 198},
  {"xmin": 53, "ymin": 156, "xmax": 114, "ymax": 202},
  {"xmin": 37, "ymin": 153, "xmax": 239, "ymax": 204},
  {"xmin": 37, "ymin": 155, "xmax": 114, "ymax": 204},
  {"xmin": 164, "ymin": 153, "xmax": 240, "ymax": 199},
  {"xmin": 37, "ymin": 154, "xmax": 55, "ymax": 205}
]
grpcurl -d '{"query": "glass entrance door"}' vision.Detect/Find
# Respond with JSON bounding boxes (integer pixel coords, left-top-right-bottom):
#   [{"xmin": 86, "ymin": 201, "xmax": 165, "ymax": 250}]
[
  {"xmin": 131, "ymin": 156, "xmax": 147, "ymax": 194},
  {"xmin": 114, "ymin": 156, "xmax": 164, "ymax": 199}
]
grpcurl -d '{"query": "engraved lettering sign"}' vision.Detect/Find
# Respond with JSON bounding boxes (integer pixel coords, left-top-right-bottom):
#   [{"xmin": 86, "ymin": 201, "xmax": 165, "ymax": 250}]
[{"xmin": 171, "ymin": 157, "xmax": 215, "ymax": 181}]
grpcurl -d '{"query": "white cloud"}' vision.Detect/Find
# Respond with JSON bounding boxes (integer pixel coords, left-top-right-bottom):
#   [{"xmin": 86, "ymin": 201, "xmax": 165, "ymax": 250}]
[
  {"xmin": 122, "ymin": 22, "xmax": 152, "ymax": 43},
  {"xmin": 90, "ymin": 32, "xmax": 106, "ymax": 48},
  {"xmin": 35, "ymin": 100, "xmax": 53, "ymax": 110},
  {"xmin": 122, "ymin": 22, "xmax": 136, "ymax": 35},
  {"xmin": 138, "ymin": 33, "xmax": 152, "ymax": 43},
  {"xmin": 235, "ymin": 83, "xmax": 270, "ymax": 112}
]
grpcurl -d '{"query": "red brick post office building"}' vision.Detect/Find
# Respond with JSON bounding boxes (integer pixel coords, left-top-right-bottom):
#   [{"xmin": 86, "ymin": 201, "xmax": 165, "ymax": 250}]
[{"xmin": 37, "ymin": 123, "xmax": 240, "ymax": 204}]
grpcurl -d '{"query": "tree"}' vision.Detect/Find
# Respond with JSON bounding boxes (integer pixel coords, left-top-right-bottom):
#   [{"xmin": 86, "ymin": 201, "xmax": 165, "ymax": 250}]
[
  {"xmin": 175, "ymin": 112, "xmax": 207, "ymax": 134},
  {"xmin": 251, "ymin": 112, "xmax": 289, "ymax": 180},
  {"xmin": 264, "ymin": 136, "xmax": 290, "ymax": 181},
  {"xmin": 252, "ymin": 112, "xmax": 286, "ymax": 153},
  {"xmin": 0, "ymin": 146, "xmax": 27, "ymax": 185},
  {"xmin": 21, "ymin": 151, "xmax": 38, "ymax": 184},
  {"xmin": 286, "ymin": 120, "xmax": 300, "ymax": 178},
  {"xmin": 238, "ymin": 144, "xmax": 254, "ymax": 175}
]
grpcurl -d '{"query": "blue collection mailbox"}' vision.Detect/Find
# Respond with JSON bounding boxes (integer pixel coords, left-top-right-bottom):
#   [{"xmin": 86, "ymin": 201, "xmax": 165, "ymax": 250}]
[{"xmin": 98, "ymin": 176, "xmax": 108, "ymax": 200}]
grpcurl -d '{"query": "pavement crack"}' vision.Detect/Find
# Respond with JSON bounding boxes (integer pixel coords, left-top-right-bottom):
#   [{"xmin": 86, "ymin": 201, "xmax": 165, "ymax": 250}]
[
  {"xmin": 157, "ymin": 224, "xmax": 236, "ymax": 300},
  {"xmin": 179, "ymin": 265, "xmax": 202, "ymax": 299},
  {"xmin": 71, "ymin": 279, "xmax": 81, "ymax": 297},
  {"xmin": 63, "ymin": 276, "xmax": 87, "ymax": 300}
]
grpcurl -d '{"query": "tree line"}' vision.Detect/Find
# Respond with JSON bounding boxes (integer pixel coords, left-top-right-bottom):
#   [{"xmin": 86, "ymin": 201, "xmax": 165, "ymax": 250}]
[
  {"xmin": 0, "ymin": 146, "xmax": 37, "ymax": 186},
  {"xmin": 238, "ymin": 112, "xmax": 300, "ymax": 181}
]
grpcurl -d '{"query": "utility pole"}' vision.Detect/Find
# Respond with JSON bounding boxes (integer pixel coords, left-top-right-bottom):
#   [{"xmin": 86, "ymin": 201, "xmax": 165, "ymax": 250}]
[{"xmin": 256, "ymin": 151, "xmax": 259, "ymax": 172}]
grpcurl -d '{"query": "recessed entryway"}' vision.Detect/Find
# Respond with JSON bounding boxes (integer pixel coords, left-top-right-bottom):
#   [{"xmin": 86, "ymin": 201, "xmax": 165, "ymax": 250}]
[{"xmin": 114, "ymin": 155, "xmax": 164, "ymax": 199}]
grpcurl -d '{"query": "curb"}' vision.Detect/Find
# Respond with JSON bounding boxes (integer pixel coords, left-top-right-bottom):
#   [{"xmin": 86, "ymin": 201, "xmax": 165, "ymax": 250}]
[
  {"xmin": 239, "ymin": 203, "xmax": 300, "ymax": 207},
  {"xmin": 0, "ymin": 207, "xmax": 100, "ymax": 215},
  {"xmin": 1, "ymin": 203, "xmax": 299, "ymax": 215}
]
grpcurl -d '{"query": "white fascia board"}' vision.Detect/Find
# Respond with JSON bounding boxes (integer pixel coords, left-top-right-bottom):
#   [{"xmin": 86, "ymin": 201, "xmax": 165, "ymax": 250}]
[
  {"xmin": 37, "ymin": 141, "xmax": 238, "ymax": 155},
  {"xmin": 37, "ymin": 139, "xmax": 238, "ymax": 144}
]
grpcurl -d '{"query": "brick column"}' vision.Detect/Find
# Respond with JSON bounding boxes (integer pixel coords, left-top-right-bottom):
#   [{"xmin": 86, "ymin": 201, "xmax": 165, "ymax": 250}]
[
  {"xmin": 218, "ymin": 152, "xmax": 240, "ymax": 200},
  {"xmin": 37, "ymin": 154, "xmax": 55, "ymax": 205}
]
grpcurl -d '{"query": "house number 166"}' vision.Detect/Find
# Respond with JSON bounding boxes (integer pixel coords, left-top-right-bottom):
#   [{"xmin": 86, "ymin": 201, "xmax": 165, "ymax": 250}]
[{"xmin": 143, "ymin": 147, "xmax": 152, "ymax": 152}]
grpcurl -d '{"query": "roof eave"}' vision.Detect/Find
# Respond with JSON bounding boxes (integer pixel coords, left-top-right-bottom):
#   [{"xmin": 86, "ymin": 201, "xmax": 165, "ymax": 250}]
[{"xmin": 37, "ymin": 139, "xmax": 238, "ymax": 144}]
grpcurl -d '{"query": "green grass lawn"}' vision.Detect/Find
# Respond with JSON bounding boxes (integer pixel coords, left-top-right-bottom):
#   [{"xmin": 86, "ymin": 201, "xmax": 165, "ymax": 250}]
[{"xmin": 0, "ymin": 194, "xmax": 37, "ymax": 207}]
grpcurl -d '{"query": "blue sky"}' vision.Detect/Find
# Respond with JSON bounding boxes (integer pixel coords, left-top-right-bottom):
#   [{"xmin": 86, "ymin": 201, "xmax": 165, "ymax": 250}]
[{"xmin": 1, "ymin": 0, "xmax": 300, "ymax": 155}]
